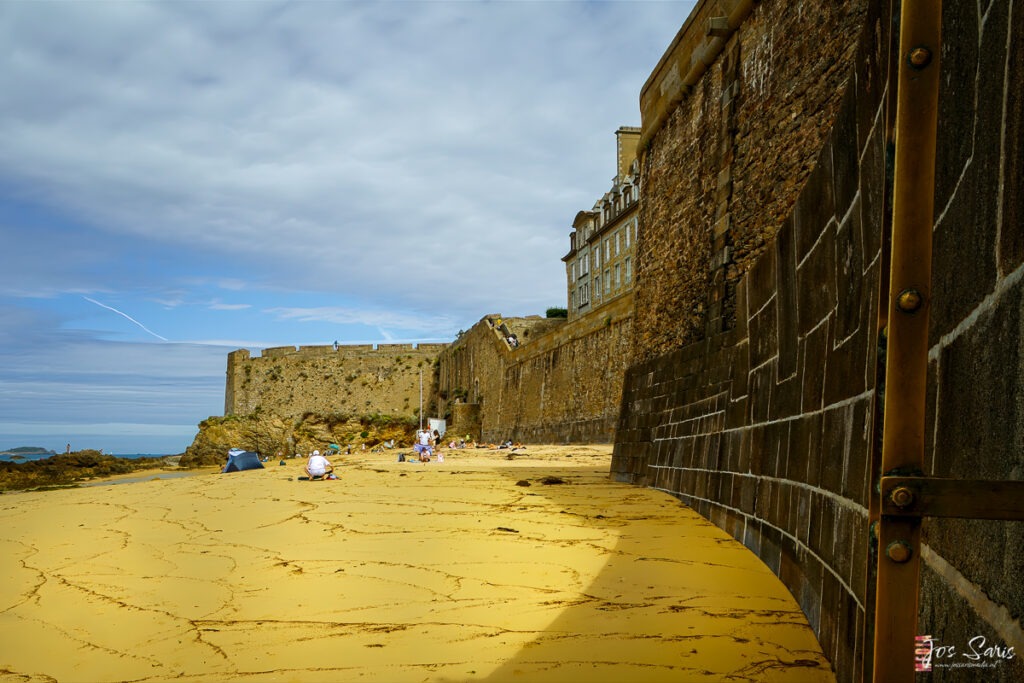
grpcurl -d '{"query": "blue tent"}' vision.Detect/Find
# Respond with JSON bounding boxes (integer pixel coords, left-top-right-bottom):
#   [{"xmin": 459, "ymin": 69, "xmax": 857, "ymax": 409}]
[{"xmin": 222, "ymin": 448, "xmax": 264, "ymax": 473}]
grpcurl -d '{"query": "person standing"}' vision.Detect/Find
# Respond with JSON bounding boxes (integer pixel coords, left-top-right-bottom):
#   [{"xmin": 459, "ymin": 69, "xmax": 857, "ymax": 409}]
[{"xmin": 414, "ymin": 428, "xmax": 432, "ymax": 461}]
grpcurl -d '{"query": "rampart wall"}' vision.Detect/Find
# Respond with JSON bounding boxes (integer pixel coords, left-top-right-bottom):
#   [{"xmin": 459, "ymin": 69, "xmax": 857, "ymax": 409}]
[
  {"xmin": 632, "ymin": 0, "xmax": 868, "ymax": 362},
  {"xmin": 225, "ymin": 343, "xmax": 446, "ymax": 420},
  {"xmin": 614, "ymin": 1, "xmax": 1023, "ymax": 681},
  {"xmin": 437, "ymin": 299, "xmax": 632, "ymax": 443}
]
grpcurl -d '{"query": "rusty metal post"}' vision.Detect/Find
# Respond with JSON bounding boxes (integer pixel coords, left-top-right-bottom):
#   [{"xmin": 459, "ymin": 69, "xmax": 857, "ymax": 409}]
[{"xmin": 871, "ymin": 1, "xmax": 941, "ymax": 681}]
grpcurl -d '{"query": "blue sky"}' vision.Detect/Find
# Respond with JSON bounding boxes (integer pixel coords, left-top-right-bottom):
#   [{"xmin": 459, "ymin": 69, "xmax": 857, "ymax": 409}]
[{"xmin": 0, "ymin": 0, "xmax": 695, "ymax": 455}]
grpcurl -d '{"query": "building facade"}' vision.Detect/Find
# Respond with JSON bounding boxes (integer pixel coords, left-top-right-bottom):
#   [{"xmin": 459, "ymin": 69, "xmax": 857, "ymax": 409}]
[{"xmin": 562, "ymin": 126, "xmax": 641, "ymax": 321}]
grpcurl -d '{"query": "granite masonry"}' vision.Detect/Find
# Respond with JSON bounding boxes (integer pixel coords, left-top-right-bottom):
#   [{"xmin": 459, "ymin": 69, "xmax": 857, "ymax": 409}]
[{"xmin": 613, "ymin": 1, "xmax": 1022, "ymax": 681}]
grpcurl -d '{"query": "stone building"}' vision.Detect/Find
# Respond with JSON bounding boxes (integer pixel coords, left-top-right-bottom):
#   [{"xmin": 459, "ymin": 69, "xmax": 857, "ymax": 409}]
[{"xmin": 562, "ymin": 126, "xmax": 641, "ymax": 321}]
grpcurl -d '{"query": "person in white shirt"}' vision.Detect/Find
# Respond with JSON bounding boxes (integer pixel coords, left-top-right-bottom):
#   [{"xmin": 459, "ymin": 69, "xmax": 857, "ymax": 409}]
[
  {"xmin": 414, "ymin": 429, "xmax": 433, "ymax": 461},
  {"xmin": 304, "ymin": 450, "xmax": 333, "ymax": 479}
]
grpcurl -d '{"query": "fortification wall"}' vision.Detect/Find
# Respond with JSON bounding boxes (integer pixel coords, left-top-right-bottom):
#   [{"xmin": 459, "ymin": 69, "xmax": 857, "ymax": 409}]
[
  {"xmin": 436, "ymin": 301, "xmax": 631, "ymax": 443},
  {"xmin": 225, "ymin": 343, "xmax": 443, "ymax": 420},
  {"xmin": 614, "ymin": 1, "xmax": 1023, "ymax": 680},
  {"xmin": 632, "ymin": 0, "xmax": 868, "ymax": 363}
]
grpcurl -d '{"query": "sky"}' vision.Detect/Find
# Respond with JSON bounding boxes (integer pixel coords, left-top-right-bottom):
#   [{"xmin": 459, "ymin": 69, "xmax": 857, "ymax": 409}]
[{"xmin": 0, "ymin": 0, "xmax": 696, "ymax": 455}]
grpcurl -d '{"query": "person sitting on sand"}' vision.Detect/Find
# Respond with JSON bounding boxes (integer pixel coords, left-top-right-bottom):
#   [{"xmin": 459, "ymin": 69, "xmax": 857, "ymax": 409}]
[{"xmin": 304, "ymin": 450, "xmax": 334, "ymax": 480}]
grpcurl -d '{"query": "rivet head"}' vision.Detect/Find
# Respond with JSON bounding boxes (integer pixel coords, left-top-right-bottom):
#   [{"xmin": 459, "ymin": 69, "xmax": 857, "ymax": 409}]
[
  {"xmin": 897, "ymin": 288, "xmax": 923, "ymax": 313},
  {"xmin": 886, "ymin": 540, "xmax": 913, "ymax": 563},
  {"xmin": 909, "ymin": 46, "xmax": 932, "ymax": 69},
  {"xmin": 890, "ymin": 486, "xmax": 915, "ymax": 508}
]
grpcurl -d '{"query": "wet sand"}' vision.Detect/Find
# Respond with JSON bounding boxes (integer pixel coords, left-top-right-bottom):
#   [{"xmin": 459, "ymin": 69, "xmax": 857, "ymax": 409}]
[{"xmin": 0, "ymin": 445, "xmax": 833, "ymax": 682}]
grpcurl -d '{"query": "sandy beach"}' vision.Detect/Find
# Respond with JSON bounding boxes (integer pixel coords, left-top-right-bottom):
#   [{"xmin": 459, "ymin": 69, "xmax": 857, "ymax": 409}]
[{"xmin": 0, "ymin": 445, "xmax": 833, "ymax": 682}]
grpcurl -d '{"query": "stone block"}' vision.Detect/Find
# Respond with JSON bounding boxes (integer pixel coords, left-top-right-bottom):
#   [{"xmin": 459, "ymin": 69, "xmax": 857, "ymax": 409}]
[
  {"xmin": 858, "ymin": 116, "xmax": 886, "ymax": 263},
  {"xmin": 770, "ymin": 372, "xmax": 802, "ymax": 422},
  {"xmin": 792, "ymin": 412, "xmax": 823, "ymax": 487},
  {"xmin": 797, "ymin": 221, "xmax": 838, "ymax": 336},
  {"xmin": 820, "ymin": 405, "xmax": 850, "ymax": 496},
  {"xmin": 801, "ymin": 318, "xmax": 830, "ymax": 412},
  {"xmin": 755, "ymin": 477, "xmax": 773, "ymax": 521},
  {"xmin": 853, "ymin": 0, "xmax": 887, "ymax": 152},
  {"xmin": 795, "ymin": 142, "xmax": 836, "ymax": 263},
  {"xmin": 929, "ymin": 0, "xmax": 1003, "ymax": 346},
  {"xmin": 918, "ymin": 562, "xmax": 1024, "ymax": 683},
  {"xmin": 747, "ymin": 244, "xmax": 777, "ymax": 315},
  {"xmin": 839, "ymin": 399, "xmax": 870, "ymax": 508},
  {"xmin": 772, "ymin": 477, "xmax": 789, "ymax": 530},
  {"xmin": 795, "ymin": 487, "xmax": 812, "ymax": 547},
  {"xmin": 739, "ymin": 475, "xmax": 757, "ymax": 515},
  {"xmin": 747, "ymin": 360, "xmax": 774, "ymax": 425},
  {"xmin": 819, "ymin": 564, "xmax": 841, "ymax": 666},
  {"xmin": 823, "ymin": 321, "xmax": 868, "ymax": 406},
  {"xmin": 1001, "ymin": 10, "xmax": 1024, "ymax": 273},
  {"xmin": 776, "ymin": 216, "xmax": 799, "ymax": 379},
  {"xmin": 760, "ymin": 523, "xmax": 783, "ymax": 575},
  {"xmin": 830, "ymin": 84, "xmax": 860, "ymax": 215},
  {"xmin": 833, "ymin": 196, "xmax": 864, "ymax": 342},
  {"xmin": 849, "ymin": 511, "xmax": 868, "ymax": 606},
  {"xmin": 933, "ymin": 282, "xmax": 1023, "ymax": 482},
  {"xmin": 748, "ymin": 295, "xmax": 779, "ymax": 370},
  {"xmin": 798, "ymin": 554, "xmax": 824, "ymax": 636}
]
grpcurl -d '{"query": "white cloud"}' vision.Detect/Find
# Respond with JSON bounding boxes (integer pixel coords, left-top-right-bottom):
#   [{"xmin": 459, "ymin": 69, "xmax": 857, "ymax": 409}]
[
  {"xmin": 208, "ymin": 302, "xmax": 251, "ymax": 311},
  {"xmin": 0, "ymin": 1, "xmax": 692, "ymax": 317},
  {"xmin": 265, "ymin": 305, "xmax": 452, "ymax": 333}
]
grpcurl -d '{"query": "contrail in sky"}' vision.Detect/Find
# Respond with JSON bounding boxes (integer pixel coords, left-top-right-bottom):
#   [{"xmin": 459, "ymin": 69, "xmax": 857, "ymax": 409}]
[{"xmin": 83, "ymin": 296, "xmax": 169, "ymax": 342}]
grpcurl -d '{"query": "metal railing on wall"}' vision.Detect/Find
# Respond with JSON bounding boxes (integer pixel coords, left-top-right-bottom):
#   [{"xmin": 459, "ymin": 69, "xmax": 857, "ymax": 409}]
[{"xmin": 869, "ymin": 0, "xmax": 1024, "ymax": 679}]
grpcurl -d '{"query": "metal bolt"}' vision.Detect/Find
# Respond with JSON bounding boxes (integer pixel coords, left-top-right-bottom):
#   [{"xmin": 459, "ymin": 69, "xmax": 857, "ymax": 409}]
[
  {"xmin": 897, "ymin": 288, "xmax": 923, "ymax": 313},
  {"xmin": 890, "ymin": 486, "xmax": 915, "ymax": 508},
  {"xmin": 909, "ymin": 47, "xmax": 932, "ymax": 69},
  {"xmin": 886, "ymin": 540, "xmax": 913, "ymax": 563}
]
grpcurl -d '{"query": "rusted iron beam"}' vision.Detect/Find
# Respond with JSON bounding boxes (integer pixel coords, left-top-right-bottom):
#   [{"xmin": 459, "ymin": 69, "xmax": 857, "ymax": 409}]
[
  {"xmin": 872, "ymin": 0, "xmax": 942, "ymax": 681},
  {"xmin": 880, "ymin": 477, "xmax": 1024, "ymax": 520}
]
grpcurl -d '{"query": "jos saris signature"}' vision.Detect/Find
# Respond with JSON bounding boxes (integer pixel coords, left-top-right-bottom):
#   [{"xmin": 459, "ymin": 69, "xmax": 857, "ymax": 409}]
[{"xmin": 916, "ymin": 634, "xmax": 1016, "ymax": 671}]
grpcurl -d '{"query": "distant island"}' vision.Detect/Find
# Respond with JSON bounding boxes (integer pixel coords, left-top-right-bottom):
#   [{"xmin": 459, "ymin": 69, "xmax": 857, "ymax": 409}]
[{"xmin": 0, "ymin": 446, "xmax": 56, "ymax": 457}]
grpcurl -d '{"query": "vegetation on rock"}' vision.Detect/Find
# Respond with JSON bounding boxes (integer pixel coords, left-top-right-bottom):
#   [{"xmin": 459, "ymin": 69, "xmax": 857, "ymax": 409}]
[
  {"xmin": 180, "ymin": 411, "xmax": 419, "ymax": 468},
  {"xmin": 0, "ymin": 450, "xmax": 170, "ymax": 492}
]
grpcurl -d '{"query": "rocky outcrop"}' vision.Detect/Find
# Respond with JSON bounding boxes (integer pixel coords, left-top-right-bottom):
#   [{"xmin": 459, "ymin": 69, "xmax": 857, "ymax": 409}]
[{"xmin": 180, "ymin": 411, "xmax": 419, "ymax": 468}]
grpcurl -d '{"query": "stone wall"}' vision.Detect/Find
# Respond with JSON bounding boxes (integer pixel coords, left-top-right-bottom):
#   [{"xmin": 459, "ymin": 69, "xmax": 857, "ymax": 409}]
[
  {"xmin": 437, "ymin": 299, "xmax": 632, "ymax": 443},
  {"xmin": 614, "ymin": 1, "xmax": 1023, "ymax": 681},
  {"xmin": 918, "ymin": 2, "xmax": 1024, "ymax": 681},
  {"xmin": 225, "ymin": 343, "xmax": 446, "ymax": 420},
  {"xmin": 632, "ymin": 0, "xmax": 868, "ymax": 363}
]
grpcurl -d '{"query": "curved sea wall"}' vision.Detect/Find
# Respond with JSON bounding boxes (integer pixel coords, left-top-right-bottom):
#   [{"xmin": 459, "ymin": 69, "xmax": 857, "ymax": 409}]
[{"xmin": 614, "ymin": 1, "xmax": 1023, "ymax": 680}]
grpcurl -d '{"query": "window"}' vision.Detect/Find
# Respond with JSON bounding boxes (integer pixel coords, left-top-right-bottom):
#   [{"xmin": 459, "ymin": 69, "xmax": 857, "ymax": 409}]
[
  {"xmin": 604, "ymin": 269, "xmax": 611, "ymax": 293},
  {"xmin": 604, "ymin": 239, "xmax": 610, "ymax": 260},
  {"xmin": 625, "ymin": 257, "xmax": 632, "ymax": 283},
  {"xmin": 594, "ymin": 248, "xmax": 600, "ymax": 269},
  {"xmin": 625, "ymin": 223, "xmax": 631, "ymax": 249},
  {"xmin": 571, "ymin": 261, "xmax": 576, "ymax": 283},
  {"xmin": 582, "ymin": 252, "xmax": 589, "ymax": 275},
  {"xmin": 615, "ymin": 231, "xmax": 621, "ymax": 255},
  {"xmin": 594, "ymin": 275, "xmax": 601, "ymax": 298},
  {"xmin": 615, "ymin": 263, "xmax": 621, "ymax": 287}
]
